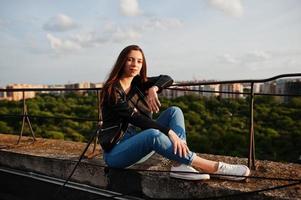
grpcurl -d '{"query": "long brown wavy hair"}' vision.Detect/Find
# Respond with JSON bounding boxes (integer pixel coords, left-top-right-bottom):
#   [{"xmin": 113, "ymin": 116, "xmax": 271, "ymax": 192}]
[{"xmin": 100, "ymin": 45, "xmax": 148, "ymax": 107}]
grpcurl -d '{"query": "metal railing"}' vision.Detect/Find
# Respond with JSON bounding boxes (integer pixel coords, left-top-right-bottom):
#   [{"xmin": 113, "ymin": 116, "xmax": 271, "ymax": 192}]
[
  {"xmin": 0, "ymin": 88, "xmax": 103, "ymax": 154},
  {"xmin": 170, "ymin": 73, "xmax": 301, "ymax": 169},
  {"xmin": 0, "ymin": 73, "xmax": 301, "ymax": 169}
]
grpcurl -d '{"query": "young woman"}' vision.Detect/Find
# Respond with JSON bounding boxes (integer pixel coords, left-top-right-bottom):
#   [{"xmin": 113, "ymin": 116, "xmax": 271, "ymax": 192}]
[{"xmin": 99, "ymin": 45, "xmax": 250, "ymax": 181}]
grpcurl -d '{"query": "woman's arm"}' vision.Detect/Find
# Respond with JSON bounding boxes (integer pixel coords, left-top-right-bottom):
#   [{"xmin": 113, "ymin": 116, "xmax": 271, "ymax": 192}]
[
  {"xmin": 110, "ymin": 89, "xmax": 170, "ymax": 135},
  {"xmin": 143, "ymin": 75, "xmax": 174, "ymax": 93},
  {"xmin": 110, "ymin": 97, "xmax": 188, "ymax": 157},
  {"xmin": 144, "ymin": 75, "xmax": 173, "ymax": 113},
  {"xmin": 146, "ymin": 86, "xmax": 160, "ymax": 113}
]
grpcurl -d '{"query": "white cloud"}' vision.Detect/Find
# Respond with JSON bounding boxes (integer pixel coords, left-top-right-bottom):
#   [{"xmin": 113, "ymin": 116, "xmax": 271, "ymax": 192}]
[
  {"xmin": 73, "ymin": 28, "xmax": 141, "ymax": 45},
  {"xmin": 243, "ymin": 50, "xmax": 271, "ymax": 62},
  {"xmin": 142, "ymin": 17, "xmax": 183, "ymax": 31},
  {"xmin": 111, "ymin": 28, "xmax": 141, "ymax": 42},
  {"xmin": 43, "ymin": 14, "xmax": 78, "ymax": 32},
  {"xmin": 46, "ymin": 26, "xmax": 141, "ymax": 53},
  {"xmin": 119, "ymin": 0, "xmax": 142, "ymax": 16},
  {"xmin": 71, "ymin": 32, "xmax": 102, "ymax": 48},
  {"xmin": 209, "ymin": 0, "xmax": 243, "ymax": 17},
  {"xmin": 219, "ymin": 50, "xmax": 271, "ymax": 66},
  {"xmin": 221, "ymin": 54, "xmax": 239, "ymax": 64},
  {"xmin": 46, "ymin": 33, "xmax": 81, "ymax": 52}
]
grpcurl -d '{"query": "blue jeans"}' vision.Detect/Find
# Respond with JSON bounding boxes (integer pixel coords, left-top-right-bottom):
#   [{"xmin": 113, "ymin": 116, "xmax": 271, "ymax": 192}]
[{"xmin": 103, "ymin": 106, "xmax": 196, "ymax": 168}]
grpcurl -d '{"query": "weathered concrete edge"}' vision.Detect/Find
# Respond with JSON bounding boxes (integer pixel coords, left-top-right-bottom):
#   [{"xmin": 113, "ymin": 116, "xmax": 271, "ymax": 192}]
[
  {"xmin": 0, "ymin": 150, "xmax": 107, "ymax": 188},
  {"xmin": 0, "ymin": 150, "xmax": 297, "ymax": 199}
]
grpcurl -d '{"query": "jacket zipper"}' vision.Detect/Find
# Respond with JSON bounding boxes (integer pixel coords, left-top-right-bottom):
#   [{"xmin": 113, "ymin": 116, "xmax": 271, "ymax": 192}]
[{"xmin": 101, "ymin": 125, "xmax": 119, "ymax": 131}]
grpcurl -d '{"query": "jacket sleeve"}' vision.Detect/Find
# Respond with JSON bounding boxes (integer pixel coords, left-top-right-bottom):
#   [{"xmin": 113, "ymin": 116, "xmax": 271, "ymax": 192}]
[
  {"xmin": 110, "ymin": 90, "xmax": 170, "ymax": 135},
  {"xmin": 143, "ymin": 75, "xmax": 174, "ymax": 93}
]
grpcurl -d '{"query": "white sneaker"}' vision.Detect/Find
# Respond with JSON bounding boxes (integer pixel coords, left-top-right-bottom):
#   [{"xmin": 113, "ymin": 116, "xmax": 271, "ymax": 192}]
[
  {"xmin": 170, "ymin": 164, "xmax": 210, "ymax": 180},
  {"xmin": 214, "ymin": 162, "xmax": 250, "ymax": 181}
]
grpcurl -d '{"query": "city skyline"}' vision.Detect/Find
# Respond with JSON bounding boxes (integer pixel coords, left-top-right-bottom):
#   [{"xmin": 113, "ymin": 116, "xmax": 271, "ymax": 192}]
[
  {"xmin": 1, "ymin": 78, "xmax": 300, "ymax": 102},
  {"xmin": 1, "ymin": 0, "xmax": 301, "ymax": 87}
]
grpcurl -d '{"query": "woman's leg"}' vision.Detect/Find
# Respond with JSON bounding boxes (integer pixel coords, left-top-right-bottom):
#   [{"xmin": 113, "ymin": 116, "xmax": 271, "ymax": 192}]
[
  {"xmin": 156, "ymin": 106, "xmax": 218, "ymax": 170},
  {"xmin": 156, "ymin": 107, "xmax": 250, "ymax": 180},
  {"xmin": 105, "ymin": 106, "xmax": 249, "ymax": 180},
  {"xmin": 104, "ymin": 128, "xmax": 195, "ymax": 168},
  {"xmin": 156, "ymin": 106, "xmax": 186, "ymax": 141}
]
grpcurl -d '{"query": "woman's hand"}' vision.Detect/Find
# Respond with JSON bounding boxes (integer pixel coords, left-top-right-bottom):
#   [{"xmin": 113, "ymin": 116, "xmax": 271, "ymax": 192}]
[
  {"xmin": 168, "ymin": 129, "xmax": 189, "ymax": 158},
  {"xmin": 146, "ymin": 86, "xmax": 161, "ymax": 113}
]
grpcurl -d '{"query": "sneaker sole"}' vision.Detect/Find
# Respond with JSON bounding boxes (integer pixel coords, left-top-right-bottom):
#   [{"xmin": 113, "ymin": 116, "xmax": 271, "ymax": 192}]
[
  {"xmin": 213, "ymin": 167, "xmax": 251, "ymax": 181},
  {"xmin": 170, "ymin": 172, "xmax": 210, "ymax": 180}
]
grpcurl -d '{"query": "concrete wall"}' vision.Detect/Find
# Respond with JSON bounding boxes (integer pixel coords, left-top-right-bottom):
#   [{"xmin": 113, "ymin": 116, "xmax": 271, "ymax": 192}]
[{"xmin": 0, "ymin": 150, "xmax": 107, "ymax": 188}]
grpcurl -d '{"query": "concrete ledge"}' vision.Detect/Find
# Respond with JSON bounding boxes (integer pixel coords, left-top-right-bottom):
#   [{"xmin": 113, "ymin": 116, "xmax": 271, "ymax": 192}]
[
  {"xmin": 0, "ymin": 150, "xmax": 107, "ymax": 188},
  {"xmin": 0, "ymin": 134, "xmax": 300, "ymax": 199}
]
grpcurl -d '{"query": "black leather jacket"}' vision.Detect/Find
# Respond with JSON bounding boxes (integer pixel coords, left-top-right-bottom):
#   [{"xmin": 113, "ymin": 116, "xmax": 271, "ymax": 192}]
[{"xmin": 99, "ymin": 75, "xmax": 173, "ymax": 152}]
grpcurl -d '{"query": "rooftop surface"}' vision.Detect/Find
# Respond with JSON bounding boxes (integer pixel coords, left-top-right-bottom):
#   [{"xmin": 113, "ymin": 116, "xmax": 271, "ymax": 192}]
[{"xmin": 0, "ymin": 133, "xmax": 300, "ymax": 199}]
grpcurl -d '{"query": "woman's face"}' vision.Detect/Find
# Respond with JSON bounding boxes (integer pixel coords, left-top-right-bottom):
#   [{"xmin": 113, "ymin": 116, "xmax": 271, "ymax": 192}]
[{"xmin": 123, "ymin": 50, "xmax": 143, "ymax": 78}]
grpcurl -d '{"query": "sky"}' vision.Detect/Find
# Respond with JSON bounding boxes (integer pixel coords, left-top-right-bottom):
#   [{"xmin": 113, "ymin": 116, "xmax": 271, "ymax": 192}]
[{"xmin": 0, "ymin": 0, "xmax": 300, "ymax": 87}]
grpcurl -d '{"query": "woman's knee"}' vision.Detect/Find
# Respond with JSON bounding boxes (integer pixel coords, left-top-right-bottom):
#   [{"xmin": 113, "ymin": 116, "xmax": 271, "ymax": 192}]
[
  {"xmin": 146, "ymin": 129, "xmax": 168, "ymax": 144},
  {"xmin": 168, "ymin": 106, "xmax": 183, "ymax": 116},
  {"xmin": 146, "ymin": 128, "xmax": 162, "ymax": 138}
]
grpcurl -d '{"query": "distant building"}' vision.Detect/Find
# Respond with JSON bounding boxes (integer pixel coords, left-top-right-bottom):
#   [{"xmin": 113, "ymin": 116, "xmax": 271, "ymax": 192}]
[
  {"xmin": 0, "ymin": 87, "xmax": 7, "ymax": 100},
  {"xmin": 281, "ymin": 79, "xmax": 301, "ymax": 102},
  {"xmin": 161, "ymin": 81, "xmax": 245, "ymax": 99},
  {"xmin": 91, "ymin": 82, "xmax": 103, "ymax": 88},
  {"xmin": 259, "ymin": 78, "xmax": 301, "ymax": 102},
  {"xmin": 242, "ymin": 83, "xmax": 261, "ymax": 93},
  {"xmin": 202, "ymin": 84, "xmax": 220, "ymax": 98},
  {"xmin": 88, "ymin": 82, "xmax": 103, "ymax": 95},
  {"xmin": 6, "ymin": 84, "xmax": 36, "ymax": 101},
  {"xmin": 160, "ymin": 81, "xmax": 188, "ymax": 99},
  {"xmin": 47, "ymin": 84, "xmax": 65, "ymax": 95},
  {"xmin": 65, "ymin": 82, "xmax": 92, "ymax": 94},
  {"xmin": 33, "ymin": 84, "xmax": 49, "ymax": 95},
  {"xmin": 161, "ymin": 86, "xmax": 184, "ymax": 99},
  {"xmin": 0, "ymin": 82, "xmax": 105, "ymax": 101},
  {"xmin": 254, "ymin": 83, "xmax": 261, "ymax": 93},
  {"xmin": 3, "ymin": 78, "xmax": 297, "ymax": 102},
  {"xmin": 260, "ymin": 81, "xmax": 276, "ymax": 94},
  {"xmin": 219, "ymin": 83, "xmax": 243, "ymax": 99},
  {"xmin": 276, "ymin": 79, "xmax": 286, "ymax": 94}
]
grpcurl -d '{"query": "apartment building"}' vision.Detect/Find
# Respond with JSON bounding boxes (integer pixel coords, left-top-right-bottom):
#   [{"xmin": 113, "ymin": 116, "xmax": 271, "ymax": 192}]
[
  {"xmin": 6, "ymin": 84, "xmax": 36, "ymax": 101},
  {"xmin": 65, "ymin": 82, "xmax": 93, "ymax": 95},
  {"xmin": 276, "ymin": 79, "xmax": 301, "ymax": 102},
  {"xmin": 258, "ymin": 78, "xmax": 301, "ymax": 102},
  {"xmin": 0, "ymin": 82, "xmax": 104, "ymax": 101},
  {"xmin": 0, "ymin": 87, "xmax": 6, "ymax": 100},
  {"xmin": 202, "ymin": 84, "xmax": 220, "ymax": 98},
  {"xmin": 47, "ymin": 84, "xmax": 65, "ymax": 95},
  {"xmin": 160, "ymin": 86, "xmax": 184, "ymax": 99},
  {"xmin": 161, "ymin": 81, "xmax": 244, "ymax": 99},
  {"xmin": 260, "ymin": 81, "xmax": 277, "ymax": 94},
  {"xmin": 219, "ymin": 83, "xmax": 243, "ymax": 99}
]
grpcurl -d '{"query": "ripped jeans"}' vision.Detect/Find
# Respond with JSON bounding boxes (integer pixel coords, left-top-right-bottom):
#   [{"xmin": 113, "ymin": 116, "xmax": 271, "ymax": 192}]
[{"xmin": 103, "ymin": 106, "xmax": 196, "ymax": 168}]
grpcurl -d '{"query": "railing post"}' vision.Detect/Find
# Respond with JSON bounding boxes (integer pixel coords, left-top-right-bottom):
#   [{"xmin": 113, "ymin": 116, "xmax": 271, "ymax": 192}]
[
  {"xmin": 85, "ymin": 89, "xmax": 101, "ymax": 158},
  {"xmin": 93, "ymin": 89, "xmax": 102, "ymax": 151},
  {"xmin": 97, "ymin": 89, "xmax": 101, "ymax": 124},
  {"xmin": 17, "ymin": 90, "xmax": 36, "ymax": 144},
  {"xmin": 248, "ymin": 82, "xmax": 256, "ymax": 169}
]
